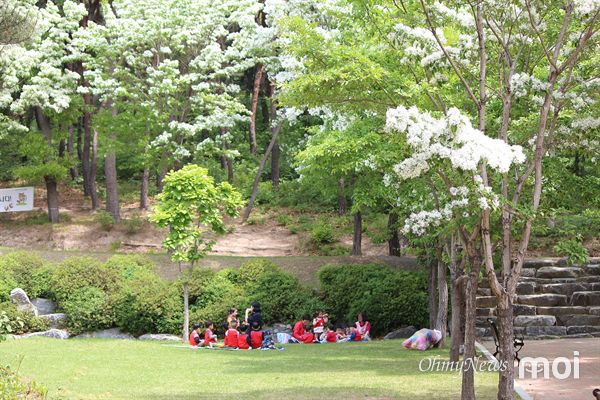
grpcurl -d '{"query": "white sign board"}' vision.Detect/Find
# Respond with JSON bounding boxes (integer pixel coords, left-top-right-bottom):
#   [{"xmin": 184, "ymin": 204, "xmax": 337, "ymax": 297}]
[{"xmin": 0, "ymin": 187, "xmax": 34, "ymax": 213}]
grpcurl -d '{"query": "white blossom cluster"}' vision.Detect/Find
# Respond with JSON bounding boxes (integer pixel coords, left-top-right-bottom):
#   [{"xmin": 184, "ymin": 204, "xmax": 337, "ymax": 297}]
[
  {"xmin": 573, "ymin": 0, "xmax": 600, "ymax": 16},
  {"xmin": 386, "ymin": 106, "xmax": 526, "ymax": 178},
  {"xmin": 402, "ymin": 196, "xmax": 469, "ymax": 236}
]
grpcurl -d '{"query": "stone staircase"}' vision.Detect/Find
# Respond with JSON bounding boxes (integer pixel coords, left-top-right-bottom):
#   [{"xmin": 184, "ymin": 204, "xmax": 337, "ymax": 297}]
[{"xmin": 476, "ymin": 258, "xmax": 600, "ymax": 339}]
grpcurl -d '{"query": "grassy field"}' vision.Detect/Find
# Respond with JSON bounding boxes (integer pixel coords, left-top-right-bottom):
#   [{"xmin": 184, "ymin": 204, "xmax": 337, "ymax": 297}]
[{"xmin": 0, "ymin": 339, "xmax": 499, "ymax": 400}]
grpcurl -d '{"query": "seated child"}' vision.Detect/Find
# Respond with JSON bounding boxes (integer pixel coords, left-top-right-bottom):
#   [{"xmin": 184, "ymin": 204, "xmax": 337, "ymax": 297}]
[
  {"xmin": 238, "ymin": 325, "xmax": 250, "ymax": 350},
  {"xmin": 203, "ymin": 320, "xmax": 217, "ymax": 347},
  {"xmin": 293, "ymin": 315, "xmax": 315, "ymax": 344},
  {"xmin": 313, "ymin": 311, "xmax": 324, "ymax": 342},
  {"xmin": 249, "ymin": 321, "xmax": 264, "ymax": 349},
  {"xmin": 355, "ymin": 313, "xmax": 371, "ymax": 340},
  {"xmin": 325, "ymin": 325, "xmax": 337, "ymax": 343},
  {"xmin": 224, "ymin": 320, "xmax": 239, "ymax": 348},
  {"xmin": 336, "ymin": 327, "xmax": 347, "ymax": 342},
  {"xmin": 403, "ymin": 328, "xmax": 442, "ymax": 351},
  {"xmin": 261, "ymin": 329, "xmax": 276, "ymax": 350},
  {"xmin": 347, "ymin": 326, "xmax": 362, "ymax": 342},
  {"xmin": 189, "ymin": 323, "xmax": 203, "ymax": 347}
]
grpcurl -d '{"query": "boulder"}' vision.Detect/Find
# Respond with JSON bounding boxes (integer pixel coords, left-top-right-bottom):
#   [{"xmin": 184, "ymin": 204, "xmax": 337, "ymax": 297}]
[
  {"xmin": 31, "ymin": 298, "xmax": 57, "ymax": 315},
  {"xmin": 39, "ymin": 313, "xmax": 66, "ymax": 328},
  {"xmin": 22, "ymin": 329, "xmax": 69, "ymax": 339},
  {"xmin": 383, "ymin": 326, "xmax": 417, "ymax": 340},
  {"xmin": 271, "ymin": 323, "xmax": 292, "ymax": 334},
  {"xmin": 536, "ymin": 267, "xmax": 582, "ymax": 279},
  {"xmin": 517, "ymin": 294, "xmax": 568, "ymax": 307},
  {"xmin": 521, "ymin": 268, "xmax": 536, "ymax": 278},
  {"xmin": 525, "ymin": 326, "xmax": 567, "ymax": 337},
  {"xmin": 75, "ymin": 328, "xmax": 134, "ymax": 340},
  {"xmin": 513, "ymin": 304, "xmax": 537, "ymax": 316},
  {"xmin": 538, "ymin": 283, "xmax": 590, "ymax": 297},
  {"xmin": 571, "ymin": 291, "xmax": 600, "ymax": 306},
  {"xmin": 514, "ymin": 315, "xmax": 556, "ymax": 327},
  {"xmin": 10, "ymin": 288, "xmax": 37, "ymax": 316},
  {"xmin": 138, "ymin": 334, "xmax": 181, "ymax": 341}
]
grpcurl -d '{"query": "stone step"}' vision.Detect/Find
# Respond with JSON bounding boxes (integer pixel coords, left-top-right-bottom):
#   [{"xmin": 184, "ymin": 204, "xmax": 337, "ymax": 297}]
[
  {"xmin": 477, "ymin": 288, "xmax": 491, "ymax": 296},
  {"xmin": 590, "ymin": 307, "xmax": 600, "ymax": 316},
  {"xmin": 521, "ymin": 268, "xmax": 536, "ymax": 278},
  {"xmin": 584, "ymin": 265, "xmax": 600, "ymax": 276},
  {"xmin": 517, "ymin": 282, "xmax": 536, "ymax": 295},
  {"xmin": 556, "ymin": 314, "xmax": 600, "ymax": 326},
  {"xmin": 570, "ymin": 291, "xmax": 600, "ymax": 306},
  {"xmin": 518, "ymin": 294, "xmax": 568, "ymax": 307},
  {"xmin": 536, "ymin": 306, "xmax": 590, "ymax": 317},
  {"xmin": 476, "ymin": 296, "xmax": 498, "ymax": 308},
  {"xmin": 536, "ymin": 266, "xmax": 583, "ymax": 279},
  {"xmin": 580, "ymin": 276, "xmax": 600, "ymax": 283},
  {"xmin": 523, "ymin": 259, "xmax": 560, "ymax": 269},
  {"xmin": 514, "ymin": 315, "xmax": 556, "ymax": 327},
  {"xmin": 476, "ymin": 307, "xmax": 495, "ymax": 317},
  {"xmin": 513, "ymin": 304, "xmax": 536, "ymax": 316},
  {"xmin": 537, "ymin": 282, "xmax": 596, "ymax": 297},
  {"xmin": 524, "ymin": 326, "xmax": 567, "ymax": 336},
  {"xmin": 566, "ymin": 326, "xmax": 600, "ymax": 335}
]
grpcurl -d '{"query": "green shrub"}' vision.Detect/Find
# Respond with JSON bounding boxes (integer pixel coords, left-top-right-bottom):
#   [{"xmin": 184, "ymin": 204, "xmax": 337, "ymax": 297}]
[
  {"xmin": 123, "ymin": 212, "xmax": 144, "ymax": 235},
  {"xmin": 318, "ymin": 264, "xmax": 429, "ymax": 336},
  {"xmin": 51, "ymin": 257, "xmax": 120, "ymax": 303},
  {"xmin": 62, "ymin": 287, "xmax": 115, "ymax": 335},
  {"xmin": 0, "ymin": 252, "xmax": 48, "ymax": 298},
  {"xmin": 554, "ymin": 238, "xmax": 590, "ymax": 266},
  {"xmin": 0, "ymin": 272, "xmax": 17, "ymax": 303},
  {"xmin": 311, "ymin": 220, "xmax": 336, "ymax": 244},
  {"xmin": 0, "ymin": 363, "xmax": 47, "ymax": 399},
  {"xmin": 0, "ymin": 303, "xmax": 49, "ymax": 334},
  {"xmin": 276, "ymin": 214, "xmax": 293, "ymax": 226},
  {"xmin": 95, "ymin": 210, "xmax": 115, "ymax": 231},
  {"xmin": 114, "ymin": 274, "xmax": 181, "ymax": 336},
  {"xmin": 246, "ymin": 270, "xmax": 323, "ymax": 325},
  {"xmin": 237, "ymin": 259, "xmax": 279, "ymax": 285}
]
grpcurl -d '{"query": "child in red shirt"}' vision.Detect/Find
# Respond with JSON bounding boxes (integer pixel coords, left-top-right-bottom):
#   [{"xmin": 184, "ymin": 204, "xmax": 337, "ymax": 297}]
[
  {"xmin": 204, "ymin": 320, "xmax": 217, "ymax": 347},
  {"xmin": 312, "ymin": 311, "xmax": 325, "ymax": 342},
  {"xmin": 238, "ymin": 325, "xmax": 250, "ymax": 349},
  {"xmin": 249, "ymin": 321, "xmax": 264, "ymax": 349},
  {"xmin": 189, "ymin": 323, "xmax": 202, "ymax": 347},
  {"xmin": 293, "ymin": 315, "xmax": 315, "ymax": 344},
  {"xmin": 325, "ymin": 325, "xmax": 337, "ymax": 343},
  {"xmin": 224, "ymin": 320, "xmax": 239, "ymax": 348}
]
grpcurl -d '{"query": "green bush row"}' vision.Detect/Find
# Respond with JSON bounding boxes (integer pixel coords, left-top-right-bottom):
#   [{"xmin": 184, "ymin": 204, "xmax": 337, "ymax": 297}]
[{"xmin": 0, "ymin": 252, "xmax": 430, "ymax": 337}]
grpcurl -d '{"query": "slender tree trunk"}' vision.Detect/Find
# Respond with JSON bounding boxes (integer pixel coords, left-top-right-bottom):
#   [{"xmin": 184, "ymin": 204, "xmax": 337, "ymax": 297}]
[
  {"xmin": 45, "ymin": 176, "xmax": 59, "ymax": 223},
  {"xmin": 388, "ymin": 211, "xmax": 401, "ymax": 256},
  {"xmin": 82, "ymin": 113, "xmax": 92, "ymax": 196},
  {"xmin": 249, "ymin": 64, "xmax": 263, "ymax": 155},
  {"xmin": 338, "ymin": 177, "xmax": 347, "ymax": 216},
  {"xmin": 450, "ymin": 276, "xmax": 465, "ymax": 362},
  {"xmin": 90, "ymin": 129, "xmax": 99, "ymax": 209},
  {"xmin": 436, "ymin": 251, "xmax": 448, "ymax": 346},
  {"xmin": 156, "ymin": 164, "xmax": 167, "ymax": 193},
  {"xmin": 271, "ymin": 138, "xmax": 280, "ymax": 188},
  {"xmin": 140, "ymin": 168, "xmax": 149, "ymax": 210},
  {"xmin": 68, "ymin": 126, "xmax": 78, "ymax": 180},
  {"xmin": 76, "ymin": 120, "xmax": 83, "ymax": 164},
  {"xmin": 352, "ymin": 211, "xmax": 362, "ymax": 256},
  {"xmin": 428, "ymin": 261, "xmax": 438, "ymax": 329},
  {"xmin": 496, "ymin": 294, "xmax": 515, "ymax": 400},
  {"xmin": 104, "ymin": 150, "xmax": 120, "ymax": 221},
  {"xmin": 243, "ymin": 85, "xmax": 283, "ymax": 222},
  {"xmin": 461, "ymin": 259, "xmax": 480, "ymax": 400}
]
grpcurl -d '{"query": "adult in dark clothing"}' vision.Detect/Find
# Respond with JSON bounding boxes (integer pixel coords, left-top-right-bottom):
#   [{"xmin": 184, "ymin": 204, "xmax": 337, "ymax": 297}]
[{"xmin": 245, "ymin": 301, "xmax": 262, "ymax": 327}]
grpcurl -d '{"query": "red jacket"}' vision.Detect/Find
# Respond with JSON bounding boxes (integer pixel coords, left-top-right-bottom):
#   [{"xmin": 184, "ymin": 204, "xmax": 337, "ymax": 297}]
[
  {"xmin": 326, "ymin": 331, "xmax": 337, "ymax": 343},
  {"xmin": 189, "ymin": 331, "xmax": 201, "ymax": 346},
  {"xmin": 224, "ymin": 328, "xmax": 239, "ymax": 347},
  {"xmin": 238, "ymin": 334, "xmax": 249, "ymax": 349},
  {"xmin": 353, "ymin": 331, "xmax": 362, "ymax": 341},
  {"xmin": 204, "ymin": 329, "xmax": 216, "ymax": 345},
  {"xmin": 293, "ymin": 321, "xmax": 306, "ymax": 340},
  {"xmin": 250, "ymin": 330, "xmax": 263, "ymax": 349}
]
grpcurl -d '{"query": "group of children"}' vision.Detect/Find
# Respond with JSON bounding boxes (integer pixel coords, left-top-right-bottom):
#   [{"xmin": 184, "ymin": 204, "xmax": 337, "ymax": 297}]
[{"xmin": 188, "ymin": 305, "xmax": 372, "ymax": 350}]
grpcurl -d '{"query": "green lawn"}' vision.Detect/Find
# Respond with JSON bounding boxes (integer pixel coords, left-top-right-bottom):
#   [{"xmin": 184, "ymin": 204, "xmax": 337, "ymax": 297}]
[{"xmin": 0, "ymin": 339, "xmax": 499, "ymax": 399}]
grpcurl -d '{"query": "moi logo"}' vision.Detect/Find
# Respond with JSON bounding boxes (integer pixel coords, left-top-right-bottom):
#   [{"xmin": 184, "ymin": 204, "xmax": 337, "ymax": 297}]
[{"xmin": 518, "ymin": 352, "xmax": 580, "ymax": 380}]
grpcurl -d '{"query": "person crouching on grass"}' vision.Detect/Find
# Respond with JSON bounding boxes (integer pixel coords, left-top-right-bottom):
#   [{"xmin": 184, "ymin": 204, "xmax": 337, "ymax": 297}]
[
  {"xmin": 293, "ymin": 315, "xmax": 315, "ymax": 344},
  {"xmin": 238, "ymin": 324, "xmax": 250, "ymax": 350},
  {"xmin": 189, "ymin": 323, "xmax": 203, "ymax": 348},
  {"xmin": 224, "ymin": 320, "xmax": 239, "ymax": 348},
  {"xmin": 249, "ymin": 321, "xmax": 264, "ymax": 349},
  {"xmin": 204, "ymin": 320, "xmax": 217, "ymax": 347},
  {"xmin": 325, "ymin": 324, "xmax": 337, "ymax": 343}
]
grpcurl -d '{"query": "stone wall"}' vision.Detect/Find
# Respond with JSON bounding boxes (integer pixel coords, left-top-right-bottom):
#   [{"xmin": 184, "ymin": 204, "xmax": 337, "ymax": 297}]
[{"xmin": 476, "ymin": 258, "xmax": 600, "ymax": 339}]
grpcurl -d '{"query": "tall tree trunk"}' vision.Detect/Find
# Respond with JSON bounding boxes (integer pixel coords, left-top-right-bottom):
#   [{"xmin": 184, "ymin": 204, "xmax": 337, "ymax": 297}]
[
  {"xmin": 104, "ymin": 150, "xmax": 120, "ymax": 221},
  {"xmin": 140, "ymin": 168, "xmax": 149, "ymax": 210},
  {"xmin": 45, "ymin": 176, "xmax": 59, "ymax": 223},
  {"xmin": 243, "ymin": 85, "xmax": 282, "ymax": 222},
  {"xmin": 387, "ymin": 211, "xmax": 401, "ymax": 256},
  {"xmin": 337, "ymin": 177, "xmax": 347, "ymax": 216},
  {"xmin": 428, "ymin": 261, "xmax": 438, "ymax": 329},
  {"xmin": 436, "ymin": 250, "xmax": 448, "ymax": 346},
  {"xmin": 90, "ymin": 129, "xmax": 99, "ymax": 209},
  {"xmin": 461, "ymin": 260, "xmax": 480, "ymax": 400},
  {"xmin": 67, "ymin": 126, "xmax": 78, "ymax": 180},
  {"xmin": 450, "ymin": 276, "xmax": 465, "ymax": 362},
  {"xmin": 82, "ymin": 112, "xmax": 92, "ymax": 196},
  {"xmin": 271, "ymin": 138, "xmax": 280, "ymax": 188},
  {"xmin": 156, "ymin": 164, "xmax": 167, "ymax": 193},
  {"xmin": 248, "ymin": 64, "xmax": 263, "ymax": 155},
  {"xmin": 496, "ymin": 294, "xmax": 515, "ymax": 400},
  {"xmin": 352, "ymin": 211, "xmax": 362, "ymax": 256}
]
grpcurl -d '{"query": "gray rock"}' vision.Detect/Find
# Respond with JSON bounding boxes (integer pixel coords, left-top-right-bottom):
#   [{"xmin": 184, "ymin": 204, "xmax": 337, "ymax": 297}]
[
  {"xmin": 521, "ymin": 268, "xmax": 536, "ymax": 278},
  {"xmin": 476, "ymin": 307, "xmax": 496, "ymax": 317},
  {"xmin": 271, "ymin": 323, "xmax": 292, "ymax": 334},
  {"xmin": 518, "ymin": 294, "xmax": 568, "ymax": 307},
  {"xmin": 536, "ymin": 306, "xmax": 589, "ymax": 316},
  {"xmin": 525, "ymin": 326, "xmax": 567, "ymax": 336},
  {"xmin": 477, "ymin": 296, "xmax": 498, "ymax": 308},
  {"xmin": 566, "ymin": 326, "xmax": 600, "ymax": 335},
  {"xmin": 75, "ymin": 328, "xmax": 134, "ymax": 340},
  {"xmin": 477, "ymin": 288, "xmax": 491, "ymax": 296},
  {"xmin": 514, "ymin": 315, "xmax": 555, "ymax": 327},
  {"xmin": 570, "ymin": 291, "xmax": 600, "ymax": 306},
  {"xmin": 523, "ymin": 259, "xmax": 557, "ymax": 269},
  {"xmin": 10, "ymin": 288, "xmax": 38, "ymax": 316},
  {"xmin": 536, "ymin": 267, "xmax": 582, "ymax": 279},
  {"xmin": 584, "ymin": 265, "xmax": 600, "ymax": 276},
  {"xmin": 39, "ymin": 313, "xmax": 66, "ymax": 328},
  {"xmin": 138, "ymin": 334, "xmax": 181, "ymax": 341},
  {"xmin": 476, "ymin": 327, "xmax": 491, "ymax": 337},
  {"xmin": 538, "ymin": 283, "xmax": 590, "ymax": 297},
  {"xmin": 31, "ymin": 298, "xmax": 57, "ymax": 315},
  {"xmin": 22, "ymin": 329, "xmax": 69, "ymax": 339},
  {"xmin": 516, "ymin": 282, "xmax": 536, "ymax": 295},
  {"xmin": 579, "ymin": 276, "xmax": 600, "ymax": 283},
  {"xmin": 513, "ymin": 304, "xmax": 537, "ymax": 316},
  {"xmin": 384, "ymin": 326, "xmax": 417, "ymax": 340},
  {"xmin": 558, "ymin": 314, "xmax": 600, "ymax": 326},
  {"xmin": 589, "ymin": 306, "xmax": 600, "ymax": 316}
]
